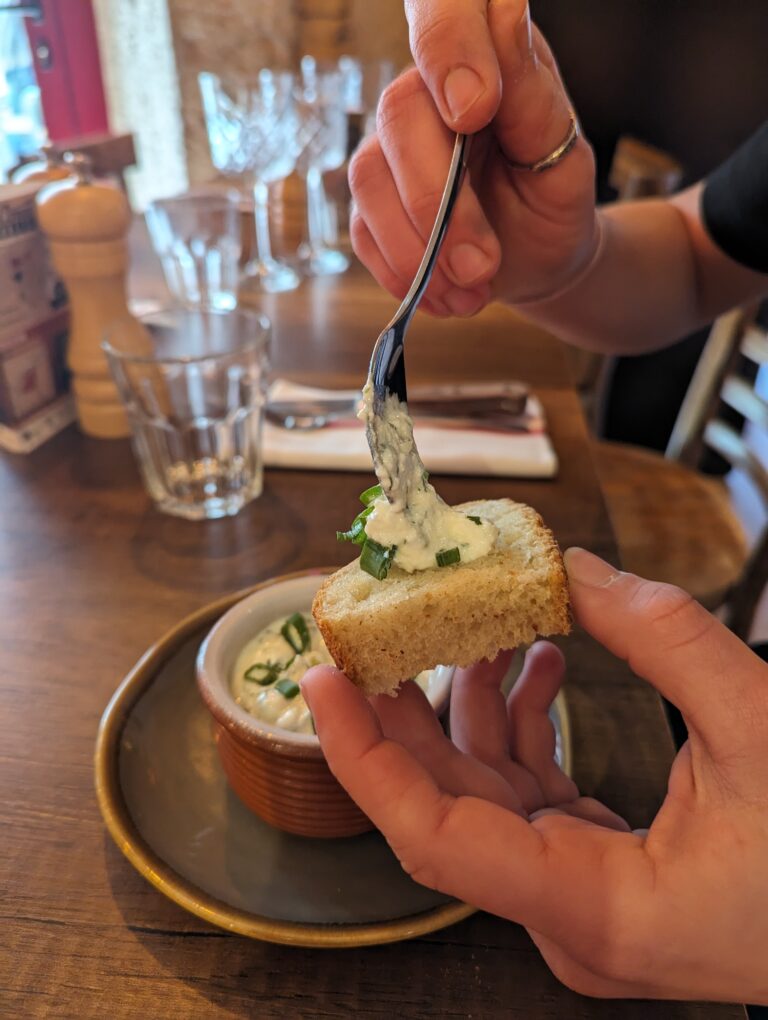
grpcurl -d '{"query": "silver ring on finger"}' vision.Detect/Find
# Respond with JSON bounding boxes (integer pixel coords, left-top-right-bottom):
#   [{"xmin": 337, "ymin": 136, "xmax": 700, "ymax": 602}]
[{"xmin": 504, "ymin": 113, "xmax": 580, "ymax": 174}]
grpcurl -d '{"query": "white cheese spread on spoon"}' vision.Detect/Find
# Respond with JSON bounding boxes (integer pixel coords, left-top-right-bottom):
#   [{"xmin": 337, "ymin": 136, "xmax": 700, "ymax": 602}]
[{"xmin": 359, "ymin": 380, "xmax": 498, "ymax": 573}]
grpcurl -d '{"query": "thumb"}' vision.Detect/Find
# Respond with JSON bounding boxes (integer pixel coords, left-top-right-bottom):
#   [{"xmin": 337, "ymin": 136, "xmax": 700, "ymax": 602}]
[
  {"xmin": 404, "ymin": 0, "xmax": 503, "ymax": 132},
  {"xmin": 564, "ymin": 548, "xmax": 768, "ymax": 771}
]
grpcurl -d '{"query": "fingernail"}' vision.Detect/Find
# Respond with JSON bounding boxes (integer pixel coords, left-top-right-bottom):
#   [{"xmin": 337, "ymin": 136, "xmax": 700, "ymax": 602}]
[
  {"xmin": 443, "ymin": 287, "xmax": 486, "ymax": 317},
  {"xmin": 298, "ymin": 676, "xmax": 313, "ymax": 706},
  {"xmin": 517, "ymin": 2, "xmax": 535, "ymax": 59},
  {"xmin": 447, "ymin": 243, "xmax": 494, "ymax": 286},
  {"xmin": 563, "ymin": 547, "xmax": 621, "ymax": 588},
  {"xmin": 443, "ymin": 66, "xmax": 485, "ymax": 121}
]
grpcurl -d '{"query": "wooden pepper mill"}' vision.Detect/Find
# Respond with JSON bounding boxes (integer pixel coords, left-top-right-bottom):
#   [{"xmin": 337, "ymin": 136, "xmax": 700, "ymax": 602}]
[{"xmin": 35, "ymin": 154, "xmax": 149, "ymax": 439}]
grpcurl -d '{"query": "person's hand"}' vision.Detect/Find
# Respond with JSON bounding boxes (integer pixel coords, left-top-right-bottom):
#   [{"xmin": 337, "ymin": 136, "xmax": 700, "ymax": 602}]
[
  {"xmin": 348, "ymin": 0, "xmax": 598, "ymax": 318},
  {"xmin": 302, "ymin": 548, "xmax": 768, "ymax": 1004}
]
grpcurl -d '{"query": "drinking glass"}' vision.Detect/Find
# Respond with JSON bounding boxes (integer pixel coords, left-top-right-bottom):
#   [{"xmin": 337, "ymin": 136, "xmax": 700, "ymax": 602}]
[
  {"xmin": 337, "ymin": 55, "xmax": 395, "ymax": 140},
  {"xmin": 294, "ymin": 59, "xmax": 349, "ymax": 276},
  {"xmin": 199, "ymin": 70, "xmax": 300, "ymax": 293},
  {"xmin": 145, "ymin": 190, "xmax": 242, "ymax": 310},
  {"xmin": 103, "ymin": 308, "xmax": 270, "ymax": 520}
]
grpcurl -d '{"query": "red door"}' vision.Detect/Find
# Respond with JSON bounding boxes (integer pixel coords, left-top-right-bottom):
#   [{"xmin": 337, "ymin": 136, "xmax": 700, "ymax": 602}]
[{"xmin": 24, "ymin": 0, "xmax": 108, "ymax": 140}]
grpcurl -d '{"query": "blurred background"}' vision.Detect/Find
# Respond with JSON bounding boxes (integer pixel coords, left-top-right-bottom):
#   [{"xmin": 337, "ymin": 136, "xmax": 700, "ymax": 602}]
[
  {"xmin": 3, "ymin": 1, "xmax": 766, "ymax": 203},
  {"xmin": 2, "ymin": 0, "xmax": 766, "ymax": 544}
]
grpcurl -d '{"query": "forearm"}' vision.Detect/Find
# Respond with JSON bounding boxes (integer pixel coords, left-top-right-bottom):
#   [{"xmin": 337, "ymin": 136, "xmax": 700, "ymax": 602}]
[
  {"xmin": 514, "ymin": 184, "xmax": 768, "ymax": 354},
  {"xmin": 512, "ymin": 197, "xmax": 700, "ymax": 354}
]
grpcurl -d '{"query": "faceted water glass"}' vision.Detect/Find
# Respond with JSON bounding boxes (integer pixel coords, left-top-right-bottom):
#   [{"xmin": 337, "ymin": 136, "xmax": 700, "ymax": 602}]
[
  {"xmin": 145, "ymin": 191, "xmax": 242, "ymax": 311},
  {"xmin": 103, "ymin": 308, "xmax": 270, "ymax": 521}
]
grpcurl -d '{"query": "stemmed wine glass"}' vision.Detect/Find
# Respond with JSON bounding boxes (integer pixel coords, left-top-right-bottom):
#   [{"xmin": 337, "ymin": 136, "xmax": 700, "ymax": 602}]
[
  {"xmin": 293, "ymin": 58, "xmax": 349, "ymax": 277},
  {"xmin": 337, "ymin": 55, "xmax": 395, "ymax": 139},
  {"xmin": 199, "ymin": 69, "xmax": 300, "ymax": 293}
]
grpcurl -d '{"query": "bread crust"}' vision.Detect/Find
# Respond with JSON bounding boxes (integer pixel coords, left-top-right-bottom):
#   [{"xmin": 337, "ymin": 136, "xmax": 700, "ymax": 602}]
[{"xmin": 312, "ymin": 499, "xmax": 571, "ymax": 695}]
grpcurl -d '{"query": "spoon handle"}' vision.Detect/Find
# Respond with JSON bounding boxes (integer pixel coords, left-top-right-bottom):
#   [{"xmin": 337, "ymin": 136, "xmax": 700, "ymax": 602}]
[{"xmin": 387, "ymin": 133, "xmax": 471, "ymax": 331}]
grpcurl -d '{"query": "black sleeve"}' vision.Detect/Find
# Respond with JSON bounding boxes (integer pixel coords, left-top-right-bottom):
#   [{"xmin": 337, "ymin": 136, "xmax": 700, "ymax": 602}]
[{"xmin": 701, "ymin": 119, "xmax": 768, "ymax": 274}]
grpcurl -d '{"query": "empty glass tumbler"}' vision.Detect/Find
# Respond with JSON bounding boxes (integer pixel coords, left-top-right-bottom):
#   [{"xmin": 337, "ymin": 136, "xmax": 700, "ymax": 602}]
[
  {"xmin": 145, "ymin": 190, "xmax": 242, "ymax": 310},
  {"xmin": 103, "ymin": 308, "xmax": 270, "ymax": 520}
]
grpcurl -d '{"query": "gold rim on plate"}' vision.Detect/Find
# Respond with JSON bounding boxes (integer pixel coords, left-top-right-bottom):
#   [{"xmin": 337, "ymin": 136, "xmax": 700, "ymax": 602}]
[{"xmin": 94, "ymin": 568, "xmax": 573, "ymax": 948}]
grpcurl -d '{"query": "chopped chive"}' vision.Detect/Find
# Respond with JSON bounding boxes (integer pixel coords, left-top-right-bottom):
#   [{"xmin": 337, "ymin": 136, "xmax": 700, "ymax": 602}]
[
  {"xmin": 360, "ymin": 538, "xmax": 396, "ymax": 580},
  {"xmin": 467, "ymin": 515, "xmax": 483, "ymax": 526},
  {"xmin": 337, "ymin": 504, "xmax": 374, "ymax": 545},
  {"xmin": 275, "ymin": 678, "xmax": 300, "ymax": 699},
  {"xmin": 359, "ymin": 483, "xmax": 383, "ymax": 506},
  {"xmin": 244, "ymin": 661, "xmax": 282, "ymax": 685},
  {"xmin": 336, "ymin": 517, "xmax": 366, "ymax": 544},
  {"xmin": 422, "ymin": 469, "xmax": 429, "ymax": 485},
  {"xmin": 281, "ymin": 612, "xmax": 310, "ymax": 655},
  {"xmin": 436, "ymin": 547, "xmax": 461, "ymax": 567}
]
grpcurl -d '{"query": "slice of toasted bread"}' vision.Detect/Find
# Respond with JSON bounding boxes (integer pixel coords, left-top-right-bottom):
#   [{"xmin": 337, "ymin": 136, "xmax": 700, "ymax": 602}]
[{"xmin": 312, "ymin": 498, "xmax": 571, "ymax": 695}]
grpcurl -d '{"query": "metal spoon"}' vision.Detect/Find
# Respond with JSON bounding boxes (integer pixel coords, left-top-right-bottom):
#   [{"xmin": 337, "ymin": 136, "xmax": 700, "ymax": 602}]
[{"xmin": 361, "ymin": 133, "xmax": 471, "ymax": 496}]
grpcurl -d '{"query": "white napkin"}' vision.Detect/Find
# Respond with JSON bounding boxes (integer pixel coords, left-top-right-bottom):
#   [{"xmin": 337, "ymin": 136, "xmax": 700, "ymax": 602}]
[{"xmin": 264, "ymin": 380, "xmax": 557, "ymax": 478}]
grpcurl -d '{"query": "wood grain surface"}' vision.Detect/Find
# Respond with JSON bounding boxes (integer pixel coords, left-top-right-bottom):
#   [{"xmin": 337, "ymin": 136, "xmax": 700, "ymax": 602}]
[{"xmin": 0, "ymin": 247, "xmax": 746, "ymax": 1018}]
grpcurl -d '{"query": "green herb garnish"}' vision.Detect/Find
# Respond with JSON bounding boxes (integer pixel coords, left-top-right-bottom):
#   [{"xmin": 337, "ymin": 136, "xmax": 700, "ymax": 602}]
[
  {"xmin": 275, "ymin": 678, "xmax": 300, "ymax": 699},
  {"xmin": 436, "ymin": 547, "xmax": 461, "ymax": 567},
  {"xmin": 281, "ymin": 612, "xmax": 310, "ymax": 655},
  {"xmin": 336, "ymin": 520, "xmax": 365, "ymax": 544},
  {"xmin": 360, "ymin": 538, "xmax": 396, "ymax": 580},
  {"xmin": 244, "ymin": 661, "xmax": 282, "ymax": 686},
  {"xmin": 359, "ymin": 483, "xmax": 383, "ymax": 506},
  {"xmin": 336, "ymin": 481, "xmax": 396, "ymax": 579},
  {"xmin": 336, "ymin": 503, "xmax": 374, "ymax": 545},
  {"xmin": 467, "ymin": 515, "xmax": 483, "ymax": 526}
]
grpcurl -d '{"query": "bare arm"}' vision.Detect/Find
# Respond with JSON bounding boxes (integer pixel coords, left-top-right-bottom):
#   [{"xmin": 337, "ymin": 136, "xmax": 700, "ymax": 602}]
[
  {"xmin": 349, "ymin": 0, "xmax": 768, "ymax": 353},
  {"xmin": 516, "ymin": 184, "xmax": 768, "ymax": 353}
]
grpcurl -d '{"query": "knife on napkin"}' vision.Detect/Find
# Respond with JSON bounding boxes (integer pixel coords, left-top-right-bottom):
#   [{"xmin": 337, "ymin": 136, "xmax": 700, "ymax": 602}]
[{"xmin": 263, "ymin": 379, "xmax": 558, "ymax": 479}]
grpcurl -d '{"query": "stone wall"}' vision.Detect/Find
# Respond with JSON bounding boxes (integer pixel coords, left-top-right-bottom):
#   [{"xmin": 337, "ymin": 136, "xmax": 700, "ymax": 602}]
[
  {"xmin": 167, "ymin": 0, "xmax": 298, "ymax": 186},
  {"xmin": 170, "ymin": 0, "xmax": 410, "ymax": 185},
  {"xmin": 94, "ymin": 0, "xmax": 411, "ymax": 199},
  {"xmin": 349, "ymin": 0, "xmax": 410, "ymax": 70}
]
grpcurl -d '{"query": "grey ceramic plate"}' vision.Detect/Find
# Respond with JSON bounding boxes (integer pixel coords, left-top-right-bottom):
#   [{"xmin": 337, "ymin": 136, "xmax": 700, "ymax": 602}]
[{"xmin": 95, "ymin": 586, "xmax": 572, "ymax": 948}]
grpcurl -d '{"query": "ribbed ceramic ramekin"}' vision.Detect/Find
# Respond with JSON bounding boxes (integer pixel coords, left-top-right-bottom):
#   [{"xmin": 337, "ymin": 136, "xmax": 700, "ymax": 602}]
[{"xmin": 196, "ymin": 569, "xmax": 453, "ymax": 838}]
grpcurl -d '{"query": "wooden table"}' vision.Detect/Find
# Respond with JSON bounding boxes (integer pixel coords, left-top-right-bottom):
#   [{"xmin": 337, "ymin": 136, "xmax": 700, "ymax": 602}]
[{"xmin": 1, "ymin": 258, "xmax": 745, "ymax": 1019}]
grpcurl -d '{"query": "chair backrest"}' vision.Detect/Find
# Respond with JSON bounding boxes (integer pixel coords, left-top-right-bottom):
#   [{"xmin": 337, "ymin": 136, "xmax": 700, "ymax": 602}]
[
  {"xmin": 666, "ymin": 305, "xmax": 768, "ymax": 638},
  {"xmin": 609, "ymin": 136, "xmax": 684, "ymax": 200}
]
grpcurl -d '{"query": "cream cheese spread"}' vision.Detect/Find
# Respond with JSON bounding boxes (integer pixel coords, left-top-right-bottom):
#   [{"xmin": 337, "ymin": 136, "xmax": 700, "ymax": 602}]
[
  {"xmin": 232, "ymin": 610, "xmax": 433, "ymax": 733},
  {"xmin": 359, "ymin": 380, "xmax": 498, "ymax": 572}
]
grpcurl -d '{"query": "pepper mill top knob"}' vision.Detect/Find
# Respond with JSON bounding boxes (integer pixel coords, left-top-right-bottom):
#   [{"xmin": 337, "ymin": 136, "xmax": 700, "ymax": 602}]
[
  {"xmin": 35, "ymin": 155, "xmax": 130, "ymax": 244},
  {"xmin": 63, "ymin": 150, "xmax": 93, "ymax": 183}
]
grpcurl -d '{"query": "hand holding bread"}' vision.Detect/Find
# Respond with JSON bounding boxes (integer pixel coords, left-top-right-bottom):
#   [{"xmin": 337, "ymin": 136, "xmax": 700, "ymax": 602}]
[
  {"xmin": 303, "ymin": 550, "xmax": 768, "ymax": 1004},
  {"xmin": 313, "ymin": 497, "xmax": 571, "ymax": 695}
]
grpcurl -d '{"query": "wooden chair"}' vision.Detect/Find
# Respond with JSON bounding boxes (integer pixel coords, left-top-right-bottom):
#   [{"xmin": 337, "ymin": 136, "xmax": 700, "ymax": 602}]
[
  {"xmin": 594, "ymin": 305, "xmax": 768, "ymax": 639},
  {"xmin": 608, "ymin": 135, "xmax": 684, "ymax": 200}
]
